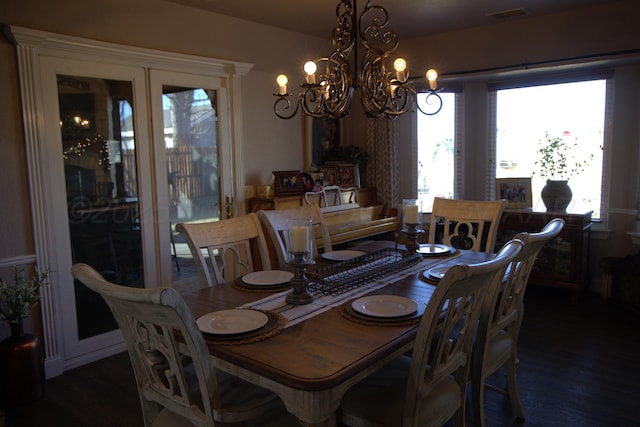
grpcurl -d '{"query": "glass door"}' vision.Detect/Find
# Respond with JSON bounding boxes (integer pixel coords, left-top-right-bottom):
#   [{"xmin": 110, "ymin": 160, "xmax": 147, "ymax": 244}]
[
  {"xmin": 61, "ymin": 75, "xmax": 143, "ymax": 339},
  {"xmin": 39, "ymin": 56, "xmax": 156, "ymax": 365},
  {"xmin": 150, "ymin": 71, "xmax": 232, "ymax": 290}
]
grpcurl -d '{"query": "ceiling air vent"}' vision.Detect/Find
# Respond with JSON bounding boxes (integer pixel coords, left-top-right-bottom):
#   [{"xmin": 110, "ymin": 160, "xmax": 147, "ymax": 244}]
[{"xmin": 487, "ymin": 8, "xmax": 530, "ymax": 21}]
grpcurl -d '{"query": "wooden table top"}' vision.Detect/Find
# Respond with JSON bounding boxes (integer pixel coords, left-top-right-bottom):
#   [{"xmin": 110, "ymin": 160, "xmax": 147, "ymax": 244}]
[{"xmin": 181, "ymin": 247, "xmax": 493, "ymax": 392}]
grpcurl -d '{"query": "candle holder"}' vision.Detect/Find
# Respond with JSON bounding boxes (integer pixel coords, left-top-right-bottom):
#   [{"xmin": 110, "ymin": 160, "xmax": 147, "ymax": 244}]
[
  {"xmin": 402, "ymin": 223, "xmax": 424, "ymax": 254},
  {"xmin": 285, "ymin": 253, "xmax": 315, "ymax": 305},
  {"xmin": 402, "ymin": 199, "xmax": 424, "ymax": 254},
  {"xmin": 285, "ymin": 219, "xmax": 314, "ymax": 305}
]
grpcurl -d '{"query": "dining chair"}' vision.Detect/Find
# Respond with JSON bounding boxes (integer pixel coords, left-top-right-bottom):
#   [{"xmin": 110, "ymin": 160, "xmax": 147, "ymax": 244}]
[
  {"xmin": 176, "ymin": 213, "xmax": 271, "ymax": 287},
  {"xmin": 338, "ymin": 239, "xmax": 524, "ymax": 427},
  {"xmin": 70, "ymin": 263, "xmax": 296, "ymax": 427},
  {"xmin": 427, "ymin": 197, "xmax": 508, "ymax": 253},
  {"xmin": 257, "ymin": 204, "xmax": 333, "ymax": 268},
  {"xmin": 470, "ymin": 218, "xmax": 565, "ymax": 427}
]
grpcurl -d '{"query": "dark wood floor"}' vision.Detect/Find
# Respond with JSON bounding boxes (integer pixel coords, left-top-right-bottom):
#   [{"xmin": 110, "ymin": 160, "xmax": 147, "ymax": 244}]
[{"xmin": 3, "ymin": 287, "xmax": 639, "ymax": 427}]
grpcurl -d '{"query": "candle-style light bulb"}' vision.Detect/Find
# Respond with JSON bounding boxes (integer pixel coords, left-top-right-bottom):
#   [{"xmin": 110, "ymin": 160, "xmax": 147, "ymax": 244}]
[
  {"xmin": 393, "ymin": 58, "xmax": 407, "ymax": 82},
  {"xmin": 276, "ymin": 74, "xmax": 288, "ymax": 95},
  {"xmin": 426, "ymin": 69, "xmax": 438, "ymax": 90},
  {"xmin": 304, "ymin": 61, "xmax": 317, "ymax": 84}
]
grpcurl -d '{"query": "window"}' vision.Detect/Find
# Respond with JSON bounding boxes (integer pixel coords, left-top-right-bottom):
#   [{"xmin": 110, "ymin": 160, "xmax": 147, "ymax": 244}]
[
  {"xmin": 495, "ymin": 80, "xmax": 607, "ymax": 218},
  {"xmin": 417, "ymin": 92, "xmax": 457, "ymax": 212}
]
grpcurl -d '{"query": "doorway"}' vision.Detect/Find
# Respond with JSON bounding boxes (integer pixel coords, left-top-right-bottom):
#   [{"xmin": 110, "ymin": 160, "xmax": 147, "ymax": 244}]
[{"xmin": 11, "ymin": 26, "xmax": 251, "ymax": 375}]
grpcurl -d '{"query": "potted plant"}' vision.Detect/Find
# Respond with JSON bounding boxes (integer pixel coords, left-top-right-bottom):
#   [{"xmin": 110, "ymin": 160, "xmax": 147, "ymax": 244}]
[
  {"xmin": 0, "ymin": 266, "xmax": 48, "ymax": 405},
  {"xmin": 534, "ymin": 132, "xmax": 593, "ymax": 212},
  {"xmin": 325, "ymin": 144, "xmax": 368, "ymax": 164}
]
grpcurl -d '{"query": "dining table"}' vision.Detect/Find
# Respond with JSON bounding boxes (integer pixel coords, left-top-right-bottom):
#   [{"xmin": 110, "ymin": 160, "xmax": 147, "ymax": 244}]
[{"xmin": 180, "ymin": 241, "xmax": 494, "ymax": 426}]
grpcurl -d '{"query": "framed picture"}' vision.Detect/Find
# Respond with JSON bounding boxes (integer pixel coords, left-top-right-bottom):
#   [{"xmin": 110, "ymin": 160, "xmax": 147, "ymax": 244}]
[
  {"xmin": 305, "ymin": 117, "xmax": 341, "ymax": 170},
  {"xmin": 495, "ymin": 177, "xmax": 532, "ymax": 209},
  {"xmin": 319, "ymin": 166, "xmax": 338, "ymax": 187},
  {"xmin": 273, "ymin": 170, "xmax": 304, "ymax": 195},
  {"xmin": 336, "ymin": 163, "xmax": 360, "ymax": 187}
]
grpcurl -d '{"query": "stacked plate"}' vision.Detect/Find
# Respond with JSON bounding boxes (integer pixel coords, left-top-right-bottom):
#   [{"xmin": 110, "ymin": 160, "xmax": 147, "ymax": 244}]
[
  {"xmin": 344, "ymin": 295, "xmax": 423, "ymax": 323},
  {"xmin": 197, "ymin": 309, "xmax": 269, "ymax": 335},
  {"xmin": 196, "ymin": 308, "xmax": 279, "ymax": 341},
  {"xmin": 235, "ymin": 270, "xmax": 294, "ymax": 290},
  {"xmin": 418, "ymin": 264, "xmax": 453, "ymax": 284},
  {"xmin": 417, "ymin": 243, "xmax": 456, "ymax": 257},
  {"xmin": 425, "ymin": 265, "xmax": 451, "ymax": 280}
]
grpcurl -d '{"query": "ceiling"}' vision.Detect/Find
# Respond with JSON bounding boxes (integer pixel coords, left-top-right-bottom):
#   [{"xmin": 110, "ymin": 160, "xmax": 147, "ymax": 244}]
[{"xmin": 164, "ymin": 0, "xmax": 620, "ymax": 39}]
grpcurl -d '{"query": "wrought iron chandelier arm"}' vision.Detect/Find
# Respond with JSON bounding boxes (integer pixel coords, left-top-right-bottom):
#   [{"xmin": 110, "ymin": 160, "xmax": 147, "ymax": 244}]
[
  {"xmin": 273, "ymin": 93, "xmax": 300, "ymax": 120},
  {"xmin": 415, "ymin": 90, "xmax": 444, "ymax": 116}
]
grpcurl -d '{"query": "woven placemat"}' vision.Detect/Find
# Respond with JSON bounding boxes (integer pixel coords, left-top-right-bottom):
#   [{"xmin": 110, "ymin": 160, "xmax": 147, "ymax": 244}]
[
  {"xmin": 232, "ymin": 279, "xmax": 292, "ymax": 293},
  {"xmin": 340, "ymin": 300, "xmax": 424, "ymax": 327},
  {"xmin": 418, "ymin": 270, "xmax": 440, "ymax": 286},
  {"xmin": 202, "ymin": 311, "xmax": 287, "ymax": 345}
]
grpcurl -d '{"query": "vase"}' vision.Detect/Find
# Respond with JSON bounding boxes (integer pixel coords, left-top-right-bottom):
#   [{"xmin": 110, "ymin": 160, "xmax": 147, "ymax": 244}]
[
  {"xmin": 0, "ymin": 322, "xmax": 45, "ymax": 405},
  {"xmin": 541, "ymin": 180, "xmax": 573, "ymax": 213}
]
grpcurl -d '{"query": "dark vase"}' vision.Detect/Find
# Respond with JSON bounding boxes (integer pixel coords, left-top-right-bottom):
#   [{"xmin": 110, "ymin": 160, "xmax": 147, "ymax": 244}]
[
  {"xmin": 0, "ymin": 322, "xmax": 45, "ymax": 405},
  {"xmin": 541, "ymin": 179, "xmax": 573, "ymax": 212}
]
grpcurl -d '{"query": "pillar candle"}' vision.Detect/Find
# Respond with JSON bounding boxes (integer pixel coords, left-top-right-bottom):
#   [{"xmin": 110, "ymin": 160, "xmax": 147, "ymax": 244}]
[
  {"xmin": 290, "ymin": 225, "xmax": 310, "ymax": 253},
  {"xmin": 404, "ymin": 205, "xmax": 419, "ymax": 224}
]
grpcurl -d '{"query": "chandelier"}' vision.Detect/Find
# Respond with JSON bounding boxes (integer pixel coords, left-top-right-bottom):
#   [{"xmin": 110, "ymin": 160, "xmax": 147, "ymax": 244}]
[{"xmin": 273, "ymin": 0, "xmax": 443, "ymax": 120}]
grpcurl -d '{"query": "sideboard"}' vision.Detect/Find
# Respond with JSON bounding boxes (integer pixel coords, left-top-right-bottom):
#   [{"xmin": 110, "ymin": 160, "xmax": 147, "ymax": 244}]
[
  {"xmin": 248, "ymin": 187, "xmax": 398, "ymax": 247},
  {"xmin": 247, "ymin": 187, "xmax": 379, "ymax": 212},
  {"xmin": 497, "ymin": 209, "xmax": 593, "ymax": 291}
]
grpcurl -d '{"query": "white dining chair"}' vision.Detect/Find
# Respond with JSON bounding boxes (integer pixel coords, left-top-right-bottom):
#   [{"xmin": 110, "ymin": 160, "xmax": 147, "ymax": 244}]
[
  {"xmin": 428, "ymin": 197, "xmax": 508, "ymax": 253},
  {"xmin": 338, "ymin": 239, "xmax": 524, "ymax": 427},
  {"xmin": 70, "ymin": 263, "xmax": 297, "ymax": 427},
  {"xmin": 257, "ymin": 204, "xmax": 333, "ymax": 268},
  {"xmin": 176, "ymin": 213, "xmax": 271, "ymax": 287},
  {"xmin": 470, "ymin": 218, "xmax": 565, "ymax": 427}
]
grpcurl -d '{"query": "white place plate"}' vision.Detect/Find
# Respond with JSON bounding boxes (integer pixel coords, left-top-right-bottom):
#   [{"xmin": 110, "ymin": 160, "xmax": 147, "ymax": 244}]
[
  {"xmin": 417, "ymin": 244, "xmax": 455, "ymax": 256},
  {"xmin": 322, "ymin": 250, "xmax": 366, "ymax": 261},
  {"xmin": 197, "ymin": 309, "xmax": 269, "ymax": 335},
  {"xmin": 427, "ymin": 265, "xmax": 451, "ymax": 280},
  {"xmin": 242, "ymin": 270, "xmax": 294, "ymax": 286},
  {"xmin": 351, "ymin": 295, "xmax": 419, "ymax": 318}
]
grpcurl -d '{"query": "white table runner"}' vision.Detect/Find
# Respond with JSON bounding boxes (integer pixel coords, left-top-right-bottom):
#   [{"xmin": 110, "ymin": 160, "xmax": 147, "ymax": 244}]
[{"xmin": 240, "ymin": 253, "xmax": 462, "ymax": 328}]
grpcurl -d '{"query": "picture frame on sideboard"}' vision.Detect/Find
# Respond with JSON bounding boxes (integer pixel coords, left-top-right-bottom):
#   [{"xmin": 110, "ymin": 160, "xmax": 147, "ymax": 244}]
[
  {"xmin": 273, "ymin": 170, "xmax": 304, "ymax": 196},
  {"xmin": 495, "ymin": 177, "xmax": 532, "ymax": 209}
]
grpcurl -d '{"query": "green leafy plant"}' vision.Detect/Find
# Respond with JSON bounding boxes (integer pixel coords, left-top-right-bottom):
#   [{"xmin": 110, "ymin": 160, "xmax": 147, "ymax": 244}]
[
  {"xmin": 0, "ymin": 267, "xmax": 49, "ymax": 324},
  {"xmin": 534, "ymin": 132, "xmax": 594, "ymax": 180},
  {"xmin": 325, "ymin": 144, "xmax": 368, "ymax": 164}
]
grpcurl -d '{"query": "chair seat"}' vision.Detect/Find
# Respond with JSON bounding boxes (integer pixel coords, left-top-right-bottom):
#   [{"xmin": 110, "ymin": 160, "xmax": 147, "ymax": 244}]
[
  {"xmin": 483, "ymin": 330, "xmax": 515, "ymax": 374},
  {"xmin": 151, "ymin": 408, "xmax": 193, "ymax": 427},
  {"xmin": 340, "ymin": 356, "xmax": 463, "ymax": 427}
]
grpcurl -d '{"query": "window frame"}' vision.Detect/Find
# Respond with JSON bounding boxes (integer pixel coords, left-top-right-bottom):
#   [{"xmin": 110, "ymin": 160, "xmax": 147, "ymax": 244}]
[
  {"xmin": 415, "ymin": 90, "xmax": 463, "ymax": 211},
  {"xmin": 487, "ymin": 72, "xmax": 613, "ymax": 222}
]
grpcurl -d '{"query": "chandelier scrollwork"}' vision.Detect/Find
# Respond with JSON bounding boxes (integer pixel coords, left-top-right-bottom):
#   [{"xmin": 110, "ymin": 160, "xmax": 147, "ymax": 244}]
[{"xmin": 273, "ymin": 0, "xmax": 443, "ymax": 120}]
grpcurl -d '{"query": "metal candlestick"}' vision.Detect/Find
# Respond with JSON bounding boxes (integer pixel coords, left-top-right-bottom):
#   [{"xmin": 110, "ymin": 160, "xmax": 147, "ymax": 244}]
[
  {"xmin": 403, "ymin": 223, "xmax": 424, "ymax": 254},
  {"xmin": 285, "ymin": 252, "xmax": 314, "ymax": 305}
]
